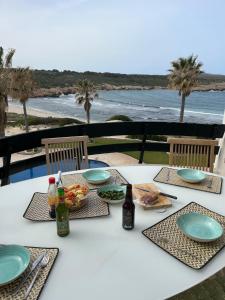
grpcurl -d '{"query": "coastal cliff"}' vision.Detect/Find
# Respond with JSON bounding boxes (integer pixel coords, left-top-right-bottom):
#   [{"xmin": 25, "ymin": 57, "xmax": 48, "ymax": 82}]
[
  {"xmin": 30, "ymin": 69, "xmax": 225, "ymax": 98},
  {"xmin": 31, "ymin": 82, "xmax": 225, "ymax": 98}
]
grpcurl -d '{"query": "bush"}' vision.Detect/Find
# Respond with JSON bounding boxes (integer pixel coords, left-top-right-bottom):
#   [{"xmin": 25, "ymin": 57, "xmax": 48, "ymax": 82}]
[
  {"xmin": 7, "ymin": 113, "xmax": 84, "ymax": 127},
  {"xmin": 107, "ymin": 115, "xmax": 133, "ymax": 122}
]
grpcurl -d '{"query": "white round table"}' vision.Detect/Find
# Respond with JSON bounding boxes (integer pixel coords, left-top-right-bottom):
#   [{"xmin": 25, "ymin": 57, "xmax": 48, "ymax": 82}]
[{"xmin": 1, "ymin": 165, "xmax": 225, "ymax": 300}]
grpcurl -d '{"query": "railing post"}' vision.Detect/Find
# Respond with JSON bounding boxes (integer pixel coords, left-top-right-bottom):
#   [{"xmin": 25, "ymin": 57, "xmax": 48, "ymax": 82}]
[
  {"xmin": 139, "ymin": 125, "xmax": 147, "ymax": 164},
  {"xmin": 1, "ymin": 153, "xmax": 11, "ymax": 186},
  {"xmin": 214, "ymin": 110, "xmax": 225, "ymax": 175}
]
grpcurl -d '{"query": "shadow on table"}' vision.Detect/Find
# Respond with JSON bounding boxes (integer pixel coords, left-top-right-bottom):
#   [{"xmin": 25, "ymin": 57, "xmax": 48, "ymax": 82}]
[{"xmin": 168, "ymin": 267, "xmax": 225, "ymax": 300}]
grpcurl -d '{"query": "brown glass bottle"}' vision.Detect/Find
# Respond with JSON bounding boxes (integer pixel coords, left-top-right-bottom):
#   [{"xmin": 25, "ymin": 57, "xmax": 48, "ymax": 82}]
[{"xmin": 122, "ymin": 184, "xmax": 135, "ymax": 230}]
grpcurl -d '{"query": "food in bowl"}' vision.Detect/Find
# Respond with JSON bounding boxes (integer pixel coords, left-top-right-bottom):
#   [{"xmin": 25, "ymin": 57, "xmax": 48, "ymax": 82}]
[
  {"xmin": 64, "ymin": 184, "xmax": 89, "ymax": 210},
  {"xmin": 98, "ymin": 190, "xmax": 125, "ymax": 200},
  {"xmin": 97, "ymin": 184, "xmax": 126, "ymax": 204}
]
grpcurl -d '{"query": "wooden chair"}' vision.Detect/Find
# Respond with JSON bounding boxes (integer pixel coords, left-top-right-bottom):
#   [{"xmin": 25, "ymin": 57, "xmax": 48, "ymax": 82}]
[
  {"xmin": 42, "ymin": 136, "xmax": 89, "ymax": 175},
  {"xmin": 167, "ymin": 138, "xmax": 218, "ymax": 173}
]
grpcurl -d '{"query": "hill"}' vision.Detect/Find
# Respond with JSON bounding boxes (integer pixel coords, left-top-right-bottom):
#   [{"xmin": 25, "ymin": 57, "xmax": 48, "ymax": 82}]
[{"xmin": 32, "ymin": 69, "xmax": 225, "ymax": 89}]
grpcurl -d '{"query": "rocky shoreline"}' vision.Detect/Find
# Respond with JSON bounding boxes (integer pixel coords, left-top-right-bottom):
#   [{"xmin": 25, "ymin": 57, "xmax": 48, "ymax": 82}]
[{"xmin": 31, "ymin": 82, "xmax": 225, "ymax": 98}]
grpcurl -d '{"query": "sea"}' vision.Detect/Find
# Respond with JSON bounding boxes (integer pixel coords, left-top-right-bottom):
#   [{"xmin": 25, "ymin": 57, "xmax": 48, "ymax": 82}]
[{"xmin": 12, "ymin": 89, "xmax": 225, "ymax": 124}]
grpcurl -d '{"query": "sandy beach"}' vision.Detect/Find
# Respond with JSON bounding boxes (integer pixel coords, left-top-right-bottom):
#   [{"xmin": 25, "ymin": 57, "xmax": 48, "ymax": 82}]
[
  {"xmin": 8, "ymin": 101, "xmax": 65, "ymax": 119},
  {"xmin": 6, "ymin": 101, "xmax": 80, "ymax": 136},
  {"xmin": 3, "ymin": 102, "xmax": 138, "ymax": 168},
  {"xmin": 6, "ymin": 102, "xmax": 61, "ymax": 136}
]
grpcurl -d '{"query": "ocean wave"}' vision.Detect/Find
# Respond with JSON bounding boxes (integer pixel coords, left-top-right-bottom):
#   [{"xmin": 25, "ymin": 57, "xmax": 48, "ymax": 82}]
[
  {"xmin": 160, "ymin": 106, "xmax": 223, "ymax": 117},
  {"xmin": 98, "ymin": 97, "xmax": 160, "ymax": 109},
  {"xmin": 58, "ymin": 94, "xmax": 224, "ymax": 118},
  {"xmin": 98, "ymin": 96, "xmax": 223, "ymax": 117}
]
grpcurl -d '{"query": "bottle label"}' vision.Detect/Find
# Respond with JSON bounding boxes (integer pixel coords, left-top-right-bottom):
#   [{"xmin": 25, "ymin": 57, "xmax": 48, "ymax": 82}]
[
  {"xmin": 48, "ymin": 196, "xmax": 58, "ymax": 206},
  {"xmin": 123, "ymin": 210, "xmax": 134, "ymax": 229},
  {"xmin": 57, "ymin": 216, "xmax": 69, "ymax": 235}
]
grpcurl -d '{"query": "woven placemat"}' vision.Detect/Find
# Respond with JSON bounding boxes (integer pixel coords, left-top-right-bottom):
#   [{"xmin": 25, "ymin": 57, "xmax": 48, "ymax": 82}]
[
  {"xmin": 0, "ymin": 246, "xmax": 58, "ymax": 300},
  {"xmin": 153, "ymin": 167, "xmax": 222, "ymax": 194},
  {"xmin": 62, "ymin": 168, "xmax": 128, "ymax": 189},
  {"xmin": 142, "ymin": 202, "xmax": 225, "ymax": 269},
  {"xmin": 23, "ymin": 191, "xmax": 109, "ymax": 221}
]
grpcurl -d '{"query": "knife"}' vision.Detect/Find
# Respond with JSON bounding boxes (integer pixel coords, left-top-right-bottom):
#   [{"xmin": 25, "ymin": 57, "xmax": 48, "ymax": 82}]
[
  {"xmin": 13, "ymin": 252, "xmax": 46, "ymax": 294},
  {"xmin": 135, "ymin": 187, "xmax": 177, "ymax": 200},
  {"xmin": 56, "ymin": 170, "xmax": 62, "ymax": 187}
]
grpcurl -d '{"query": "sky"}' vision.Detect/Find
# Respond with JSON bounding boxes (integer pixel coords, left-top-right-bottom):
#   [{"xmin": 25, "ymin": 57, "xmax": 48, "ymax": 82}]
[{"xmin": 0, "ymin": 0, "xmax": 225, "ymax": 75}]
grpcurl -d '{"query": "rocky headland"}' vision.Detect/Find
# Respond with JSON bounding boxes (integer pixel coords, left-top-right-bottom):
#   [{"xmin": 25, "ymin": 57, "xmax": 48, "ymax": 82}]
[{"xmin": 31, "ymin": 82, "xmax": 225, "ymax": 98}]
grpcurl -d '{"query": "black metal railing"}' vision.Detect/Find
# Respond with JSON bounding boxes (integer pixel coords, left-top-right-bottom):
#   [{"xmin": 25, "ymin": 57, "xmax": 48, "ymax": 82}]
[{"xmin": 1, "ymin": 121, "xmax": 225, "ymax": 186}]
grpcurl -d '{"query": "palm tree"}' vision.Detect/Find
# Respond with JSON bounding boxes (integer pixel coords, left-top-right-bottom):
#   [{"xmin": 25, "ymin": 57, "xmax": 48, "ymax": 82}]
[
  {"xmin": 0, "ymin": 47, "xmax": 15, "ymax": 137},
  {"xmin": 10, "ymin": 68, "xmax": 34, "ymax": 133},
  {"xmin": 168, "ymin": 55, "xmax": 203, "ymax": 123},
  {"xmin": 75, "ymin": 79, "xmax": 98, "ymax": 123}
]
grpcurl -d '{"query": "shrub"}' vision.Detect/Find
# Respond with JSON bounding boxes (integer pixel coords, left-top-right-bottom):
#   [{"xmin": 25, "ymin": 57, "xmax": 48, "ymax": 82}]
[
  {"xmin": 106, "ymin": 115, "xmax": 133, "ymax": 122},
  {"xmin": 7, "ymin": 112, "xmax": 84, "ymax": 127}
]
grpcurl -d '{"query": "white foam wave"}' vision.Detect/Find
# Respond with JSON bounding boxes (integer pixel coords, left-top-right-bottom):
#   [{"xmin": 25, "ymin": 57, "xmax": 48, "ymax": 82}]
[{"xmin": 160, "ymin": 106, "xmax": 223, "ymax": 117}]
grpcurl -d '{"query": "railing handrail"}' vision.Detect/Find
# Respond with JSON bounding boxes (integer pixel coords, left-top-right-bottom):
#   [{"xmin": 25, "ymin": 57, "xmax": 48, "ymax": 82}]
[
  {"xmin": 1, "ymin": 121, "xmax": 225, "ymax": 155},
  {"xmin": 1, "ymin": 121, "xmax": 225, "ymax": 186}
]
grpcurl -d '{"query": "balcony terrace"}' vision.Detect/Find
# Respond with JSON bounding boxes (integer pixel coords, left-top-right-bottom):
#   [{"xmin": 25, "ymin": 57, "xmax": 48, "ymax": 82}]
[{"xmin": 1, "ymin": 121, "xmax": 225, "ymax": 186}]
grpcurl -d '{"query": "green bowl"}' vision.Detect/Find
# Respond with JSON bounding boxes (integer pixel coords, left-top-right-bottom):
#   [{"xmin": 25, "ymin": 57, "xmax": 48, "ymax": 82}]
[
  {"xmin": 0, "ymin": 245, "xmax": 30, "ymax": 286},
  {"xmin": 177, "ymin": 212, "xmax": 223, "ymax": 242},
  {"xmin": 82, "ymin": 170, "xmax": 111, "ymax": 184},
  {"xmin": 177, "ymin": 168, "xmax": 207, "ymax": 183},
  {"xmin": 97, "ymin": 184, "xmax": 126, "ymax": 204}
]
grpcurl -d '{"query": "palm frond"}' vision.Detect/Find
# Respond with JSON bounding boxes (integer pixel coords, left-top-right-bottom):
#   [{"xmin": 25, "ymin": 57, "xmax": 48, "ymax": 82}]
[
  {"xmin": 0, "ymin": 47, "xmax": 3, "ymax": 68},
  {"xmin": 168, "ymin": 54, "xmax": 203, "ymax": 95},
  {"xmin": 76, "ymin": 95, "xmax": 85, "ymax": 104},
  {"xmin": 74, "ymin": 79, "xmax": 97, "ymax": 123},
  {"xmin": 10, "ymin": 67, "xmax": 34, "ymax": 103},
  {"xmin": 5, "ymin": 49, "xmax": 15, "ymax": 68}
]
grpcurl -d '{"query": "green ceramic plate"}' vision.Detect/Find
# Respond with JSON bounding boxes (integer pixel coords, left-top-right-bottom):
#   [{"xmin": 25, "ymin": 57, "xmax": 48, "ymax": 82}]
[
  {"xmin": 0, "ymin": 245, "xmax": 30, "ymax": 286},
  {"xmin": 82, "ymin": 169, "xmax": 111, "ymax": 184},
  {"xmin": 97, "ymin": 184, "xmax": 126, "ymax": 204},
  {"xmin": 177, "ymin": 212, "xmax": 223, "ymax": 242},
  {"xmin": 177, "ymin": 168, "xmax": 207, "ymax": 183}
]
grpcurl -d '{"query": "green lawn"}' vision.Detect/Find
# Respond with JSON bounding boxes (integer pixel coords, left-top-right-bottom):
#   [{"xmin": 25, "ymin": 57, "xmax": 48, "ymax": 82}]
[
  {"xmin": 125, "ymin": 150, "xmax": 168, "ymax": 164},
  {"xmin": 89, "ymin": 138, "xmax": 168, "ymax": 164}
]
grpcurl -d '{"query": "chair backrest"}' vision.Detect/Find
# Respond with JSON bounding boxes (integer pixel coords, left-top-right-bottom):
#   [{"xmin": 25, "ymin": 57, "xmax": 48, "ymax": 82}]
[
  {"xmin": 167, "ymin": 138, "xmax": 218, "ymax": 173},
  {"xmin": 42, "ymin": 136, "xmax": 89, "ymax": 175}
]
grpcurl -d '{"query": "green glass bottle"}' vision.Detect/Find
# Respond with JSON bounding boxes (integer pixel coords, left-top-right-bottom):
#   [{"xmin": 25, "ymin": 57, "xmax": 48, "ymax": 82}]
[{"xmin": 56, "ymin": 187, "xmax": 70, "ymax": 237}]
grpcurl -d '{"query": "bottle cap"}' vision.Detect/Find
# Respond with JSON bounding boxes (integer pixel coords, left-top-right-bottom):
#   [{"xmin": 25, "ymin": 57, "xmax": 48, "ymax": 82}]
[
  {"xmin": 48, "ymin": 177, "xmax": 55, "ymax": 184},
  {"xmin": 58, "ymin": 187, "xmax": 65, "ymax": 197}
]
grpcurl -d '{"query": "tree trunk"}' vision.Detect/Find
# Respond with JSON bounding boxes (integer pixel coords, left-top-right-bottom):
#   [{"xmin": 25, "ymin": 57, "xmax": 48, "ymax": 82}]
[
  {"xmin": 179, "ymin": 94, "xmax": 186, "ymax": 123},
  {"xmin": 84, "ymin": 98, "xmax": 91, "ymax": 124},
  {"xmin": 0, "ymin": 94, "xmax": 6, "ymax": 138},
  {"xmin": 86, "ymin": 109, "xmax": 90, "ymax": 124},
  {"xmin": 22, "ymin": 101, "xmax": 29, "ymax": 133}
]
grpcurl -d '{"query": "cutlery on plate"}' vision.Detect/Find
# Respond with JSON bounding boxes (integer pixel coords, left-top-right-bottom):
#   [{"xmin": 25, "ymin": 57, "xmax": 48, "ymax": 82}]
[
  {"xmin": 207, "ymin": 177, "xmax": 213, "ymax": 188},
  {"xmin": 135, "ymin": 187, "xmax": 177, "ymax": 200},
  {"xmin": 156, "ymin": 237, "xmax": 199, "ymax": 259},
  {"xmin": 166, "ymin": 169, "xmax": 171, "ymax": 181},
  {"xmin": 24, "ymin": 255, "xmax": 49, "ymax": 299},
  {"xmin": 13, "ymin": 252, "xmax": 46, "ymax": 294}
]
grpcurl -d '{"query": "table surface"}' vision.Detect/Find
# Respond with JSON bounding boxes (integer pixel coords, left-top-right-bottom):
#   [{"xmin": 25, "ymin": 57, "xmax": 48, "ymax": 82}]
[{"xmin": 1, "ymin": 165, "xmax": 225, "ymax": 300}]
